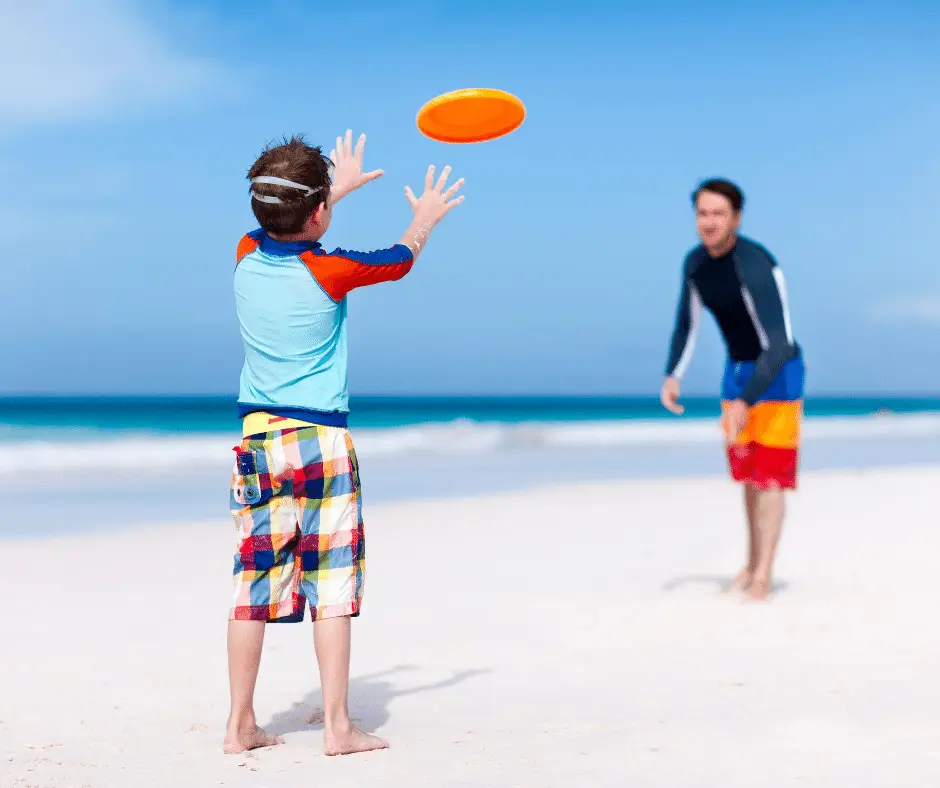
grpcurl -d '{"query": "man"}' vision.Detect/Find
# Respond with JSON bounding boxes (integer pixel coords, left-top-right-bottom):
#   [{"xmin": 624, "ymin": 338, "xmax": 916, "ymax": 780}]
[
  {"xmin": 225, "ymin": 130, "xmax": 464, "ymax": 756},
  {"xmin": 660, "ymin": 178, "xmax": 804, "ymax": 601}
]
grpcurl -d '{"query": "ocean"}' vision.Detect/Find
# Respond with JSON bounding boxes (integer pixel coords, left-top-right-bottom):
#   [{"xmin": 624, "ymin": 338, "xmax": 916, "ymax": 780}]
[
  {"xmin": 4, "ymin": 394, "xmax": 940, "ymax": 433},
  {"xmin": 4, "ymin": 394, "xmax": 940, "ymax": 462},
  {"xmin": 4, "ymin": 395, "xmax": 940, "ymax": 538}
]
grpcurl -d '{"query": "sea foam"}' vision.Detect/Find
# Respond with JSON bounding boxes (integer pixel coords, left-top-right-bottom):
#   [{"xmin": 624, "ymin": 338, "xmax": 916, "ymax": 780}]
[{"xmin": 4, "ymin": 412, "xmax": 940, "ymax": 475}]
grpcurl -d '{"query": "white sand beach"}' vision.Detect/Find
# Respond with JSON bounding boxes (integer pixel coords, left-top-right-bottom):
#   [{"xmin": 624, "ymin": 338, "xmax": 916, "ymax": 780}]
[{"xmin": 3, "ymin": 465, "xmax": 940, "ymax": 787}]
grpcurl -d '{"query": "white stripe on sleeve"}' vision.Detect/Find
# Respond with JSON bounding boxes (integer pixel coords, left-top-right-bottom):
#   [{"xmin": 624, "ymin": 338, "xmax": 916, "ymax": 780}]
[{"xmin": 672, "ymin": 284, "xmax": 702, "ymax": 379}]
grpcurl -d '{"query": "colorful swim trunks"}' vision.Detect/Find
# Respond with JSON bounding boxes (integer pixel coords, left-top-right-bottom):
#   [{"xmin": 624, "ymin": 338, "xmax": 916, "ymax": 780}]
[
  {"xmin": 229, "ymin": 423, "xmax": 365, "ymax": 623},
  {"xmin": 721, "ymin": 356, "xmax": 805, "ymax": 490}
]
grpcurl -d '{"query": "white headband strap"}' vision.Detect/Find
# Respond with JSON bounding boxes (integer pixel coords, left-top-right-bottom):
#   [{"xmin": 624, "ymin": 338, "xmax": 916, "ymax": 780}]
[{"xmin": 250, "ymin": 175, "xmax": 323, "ymax": 204}]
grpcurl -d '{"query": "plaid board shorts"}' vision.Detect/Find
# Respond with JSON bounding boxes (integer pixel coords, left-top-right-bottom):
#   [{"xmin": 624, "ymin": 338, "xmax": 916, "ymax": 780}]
[
  {"xmin": 721, "ymin": 356, "xmax": 805, "ymax": 490},
  {"xmin": 228, "ymin": 424, "xmax": 365, "ymax": 623}
]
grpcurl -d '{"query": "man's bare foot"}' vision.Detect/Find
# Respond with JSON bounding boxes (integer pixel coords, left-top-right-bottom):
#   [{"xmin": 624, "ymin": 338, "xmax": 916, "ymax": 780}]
[
  {"xmin": 324, "ymin": 724, "xmax": 388, "ymax": 757},
  {"xmin": 728, "ymin": 567, "xmax": 753, "ymax": 593},
  {"xmin": 745, "ymin": 575, "xmax": 772, "ymax": 601},
  {"xmin": 222, "ymin": 724, "xmax": 284, "ymax": 755}
]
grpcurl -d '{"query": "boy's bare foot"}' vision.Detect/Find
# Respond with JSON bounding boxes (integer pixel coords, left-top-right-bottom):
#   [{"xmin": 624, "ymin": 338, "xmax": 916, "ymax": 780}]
[
  {"xmin": 223, "ymin": 724, "xmax": 284, "ymax": 754},
  {"xmin": 324, "ymin": 724, "xmax": 388, "ymax": 756}
]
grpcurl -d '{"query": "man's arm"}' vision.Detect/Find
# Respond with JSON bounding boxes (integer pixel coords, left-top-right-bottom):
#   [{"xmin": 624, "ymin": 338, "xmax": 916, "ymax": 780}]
[
  {"xmin": 664, "ymin": 264, "xmax": 702, "ymax": 379},
  {"xmin": 737, "ymin": 248, "xmax": 798, "ymax": 405}
]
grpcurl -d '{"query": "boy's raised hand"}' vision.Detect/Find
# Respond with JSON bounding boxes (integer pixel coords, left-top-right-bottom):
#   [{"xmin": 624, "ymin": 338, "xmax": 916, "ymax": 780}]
[
  {"xmin": 404, "ymin": 165, "xmax": 464, "ymax": 226},
  {"xmin": 398, "ymin": 165, "xmax": 464, "ymax": 258},
  {"xmin": 330, "ymin": 129, "xmax": 384, "ymax": 203}
]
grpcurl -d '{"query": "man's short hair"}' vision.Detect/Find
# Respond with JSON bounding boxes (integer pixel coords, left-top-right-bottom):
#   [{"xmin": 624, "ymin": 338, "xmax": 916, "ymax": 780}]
[
  {"xmin": 247, "ymin": 134, "xmax": 333, "ymax": 235},
  {"xmin": 692, "ymin": 178, "xmax": 744, "ymax": 213}
]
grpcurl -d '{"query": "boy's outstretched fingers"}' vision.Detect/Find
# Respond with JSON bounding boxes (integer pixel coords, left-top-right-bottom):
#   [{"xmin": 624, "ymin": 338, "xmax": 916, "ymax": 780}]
[
  {"xmin": 329, "ymin": 129, "xmax": 383, "ymax": 202},
  {"xmin": 352, "ymin": 132, "xmax": 383, "ymax": 182},
  {"xmin": 435, "ymin": 165, "xmax": 452, "ymax": 191},
  {"xmin": 443, "ymin": 178, "xmax": 465, "ymax": 204},
  {"xmin": 402, "ymin": 164, "xmax": 465, "ymax": 243}
]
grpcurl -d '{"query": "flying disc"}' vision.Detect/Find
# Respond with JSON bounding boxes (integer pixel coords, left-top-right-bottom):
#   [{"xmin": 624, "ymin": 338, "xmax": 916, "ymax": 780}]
[{"xmin": 416, "ymin": 88, "xmax": 525, "ymax": 144}]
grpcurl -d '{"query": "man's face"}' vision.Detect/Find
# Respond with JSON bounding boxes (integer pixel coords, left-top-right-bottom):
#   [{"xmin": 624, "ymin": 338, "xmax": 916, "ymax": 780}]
[{"xmin": 695, "ymin": 190, "xmax": 740, "ymax": 251}]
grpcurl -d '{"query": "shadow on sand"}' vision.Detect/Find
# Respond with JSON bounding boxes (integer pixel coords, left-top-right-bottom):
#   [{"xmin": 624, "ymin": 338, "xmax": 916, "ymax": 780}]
[
  {"xmin": 264, "ymin": 664, "xmax": 490, "ymax": 736},
  {"xmin": 661, "ymin": 574, "xmax": 791, "ymax": 594}
]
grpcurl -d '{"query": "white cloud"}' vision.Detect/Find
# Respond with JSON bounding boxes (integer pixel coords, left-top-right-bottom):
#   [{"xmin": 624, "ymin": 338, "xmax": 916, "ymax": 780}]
[
  {"xmin": 0, "ymin": 0, "xmax": 227, "ymax": 126},
  {"xmin": 869, "ymin": 292, "xmax": 940, "ymax": 324}
]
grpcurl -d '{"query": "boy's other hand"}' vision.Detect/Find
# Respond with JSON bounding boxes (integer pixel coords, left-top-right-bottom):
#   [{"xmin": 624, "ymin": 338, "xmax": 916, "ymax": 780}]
[
  {"xmin": 404, "ymin": 165, "xmax": 464, "ymax": 226},
  {"xmin": 330, "ymin": 129, "xmax": 384, "ymax": 203}
]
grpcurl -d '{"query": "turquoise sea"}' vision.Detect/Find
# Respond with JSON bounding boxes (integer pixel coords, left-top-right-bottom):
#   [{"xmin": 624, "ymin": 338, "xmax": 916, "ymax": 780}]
[
  {"xmin": 3, "ymin": 395, "xmax": 940, "ymax": 439},
  {"xmin": 4, "ymin": 394, "xmax": 940, "ymax": 538}
]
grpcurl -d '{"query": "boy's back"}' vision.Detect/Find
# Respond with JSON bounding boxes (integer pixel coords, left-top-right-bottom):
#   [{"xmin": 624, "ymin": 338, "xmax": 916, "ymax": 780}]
[{"xmin": 234, "ymin": 229, "xmax": 412, "ymax": 422}]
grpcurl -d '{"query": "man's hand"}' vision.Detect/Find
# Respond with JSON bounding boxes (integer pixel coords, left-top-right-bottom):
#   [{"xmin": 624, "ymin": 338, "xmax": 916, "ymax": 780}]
[
  {"xmin": 722, "ymin": 398, "xmax": 749, "ymax": 442},
  {"xmin": 660, "ymin": 376, "xmax": 684, "ymax": 415},
  {"xmin": 329, "ymin": 129, "xmax": 383, "ymax": 204}
]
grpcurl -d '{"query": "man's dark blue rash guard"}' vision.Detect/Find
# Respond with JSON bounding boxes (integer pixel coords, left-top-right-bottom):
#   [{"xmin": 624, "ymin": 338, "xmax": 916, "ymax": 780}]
[{"xmin": 664, "ymin": 236, "xmax": 801, "ymax": 406}]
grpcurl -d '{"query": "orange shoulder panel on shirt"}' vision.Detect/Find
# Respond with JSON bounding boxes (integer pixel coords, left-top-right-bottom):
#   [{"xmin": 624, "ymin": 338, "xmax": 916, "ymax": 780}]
[
  {"xmin": 236, "ymin": 234, "xmax": 261, "ymax": 264},
  {"xmin": 299, "ymin": 252, "xmax": 349, "ymax": 301},
  {"xmin": 298, "ymin": 250, "xmax": 413, "ymax": 302}
]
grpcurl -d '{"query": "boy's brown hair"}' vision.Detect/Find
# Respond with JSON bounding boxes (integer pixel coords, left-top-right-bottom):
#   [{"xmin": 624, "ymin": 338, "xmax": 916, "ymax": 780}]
[{"xmin": 247, "ymin": 134, "xmax": 333, "ymax": 235}]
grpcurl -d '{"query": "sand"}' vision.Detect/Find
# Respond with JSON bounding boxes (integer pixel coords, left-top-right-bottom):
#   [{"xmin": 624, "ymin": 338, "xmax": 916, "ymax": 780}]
[{"xmin": 2, "ymin": 466, "xmax": 940, "ymax": 787}]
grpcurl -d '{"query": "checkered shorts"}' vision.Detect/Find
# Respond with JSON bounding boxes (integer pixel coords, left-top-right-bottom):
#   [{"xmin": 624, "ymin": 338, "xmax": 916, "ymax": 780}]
[{"xmin": 228, "ymin": 425, "xmax": 365, "ymax": 623}]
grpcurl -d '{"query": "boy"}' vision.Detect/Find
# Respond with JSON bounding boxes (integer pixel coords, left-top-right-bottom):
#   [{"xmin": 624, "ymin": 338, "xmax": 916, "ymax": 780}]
[{"xmin": 225, "ymin": 130, "xmax": 464, "ymax": 756}]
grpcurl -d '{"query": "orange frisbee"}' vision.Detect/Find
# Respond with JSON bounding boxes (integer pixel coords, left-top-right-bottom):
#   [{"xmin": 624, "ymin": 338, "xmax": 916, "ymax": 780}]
[{"xmin": 416, "ymin": 88, "xmax": 526, "ymax": 143}]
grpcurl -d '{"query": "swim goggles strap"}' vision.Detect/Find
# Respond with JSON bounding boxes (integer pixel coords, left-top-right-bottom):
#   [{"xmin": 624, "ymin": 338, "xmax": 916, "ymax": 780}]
[{"xmin": 250, "ymin": 176, "xmax": 323, "ymax": 204}]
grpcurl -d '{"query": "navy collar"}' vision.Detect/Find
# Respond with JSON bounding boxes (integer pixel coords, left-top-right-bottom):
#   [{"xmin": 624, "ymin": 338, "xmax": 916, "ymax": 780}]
[{"xmin": 253, "ymin": 229, "xmax": 322, "ymax": 257}]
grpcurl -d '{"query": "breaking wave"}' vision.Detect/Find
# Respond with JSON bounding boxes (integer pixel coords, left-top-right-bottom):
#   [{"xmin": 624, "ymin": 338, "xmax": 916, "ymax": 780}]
[{"xmin": 4, "ymin": 411, "xmax": 940, "ymax": 475}]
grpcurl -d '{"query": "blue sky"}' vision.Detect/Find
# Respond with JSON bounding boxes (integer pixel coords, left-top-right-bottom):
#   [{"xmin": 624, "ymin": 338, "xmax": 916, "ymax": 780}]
[{"xmin": 2, "ymin": 0, "xmax": 939, "ymax": 396}]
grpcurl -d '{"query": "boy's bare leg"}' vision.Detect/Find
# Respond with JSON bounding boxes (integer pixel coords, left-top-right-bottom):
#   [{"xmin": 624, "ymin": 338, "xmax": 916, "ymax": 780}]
[
  {"xmin": 315, "ymin": 615, "xmax": 388, "ymax": 756},
  {"xmin": 747, "ymin": 486, "xmax": 785, "ymax": 600},
  {"xmin": 731, "ymin": 483, "xmax": 761, "ymax": 592},
  {"xmin": 223, "ymin": 620, "xmax": 284, "ymax": 754}
]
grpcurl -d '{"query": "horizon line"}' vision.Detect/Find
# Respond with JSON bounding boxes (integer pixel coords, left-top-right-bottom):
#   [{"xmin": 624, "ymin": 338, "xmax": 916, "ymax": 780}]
[{"xmin": 1, "ymin": 392, "xmax": 939, "ymax": 401}]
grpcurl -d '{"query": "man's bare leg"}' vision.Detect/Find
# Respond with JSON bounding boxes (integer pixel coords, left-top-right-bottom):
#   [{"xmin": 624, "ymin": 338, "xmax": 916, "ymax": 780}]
[
  {"xmin": 730, "ymin": 483, "xmax": 761, "ymax": 592},
  {"xmin": 746, "ymin": 486, "xmax": 785, "ymax": 600},
  {"xmin": 315, "ymin": 615, "xmax": 388, "ymax": 756},
  {"xmin": 223, "ymin": 620, "xmax": 284, "ymax": 754}
]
